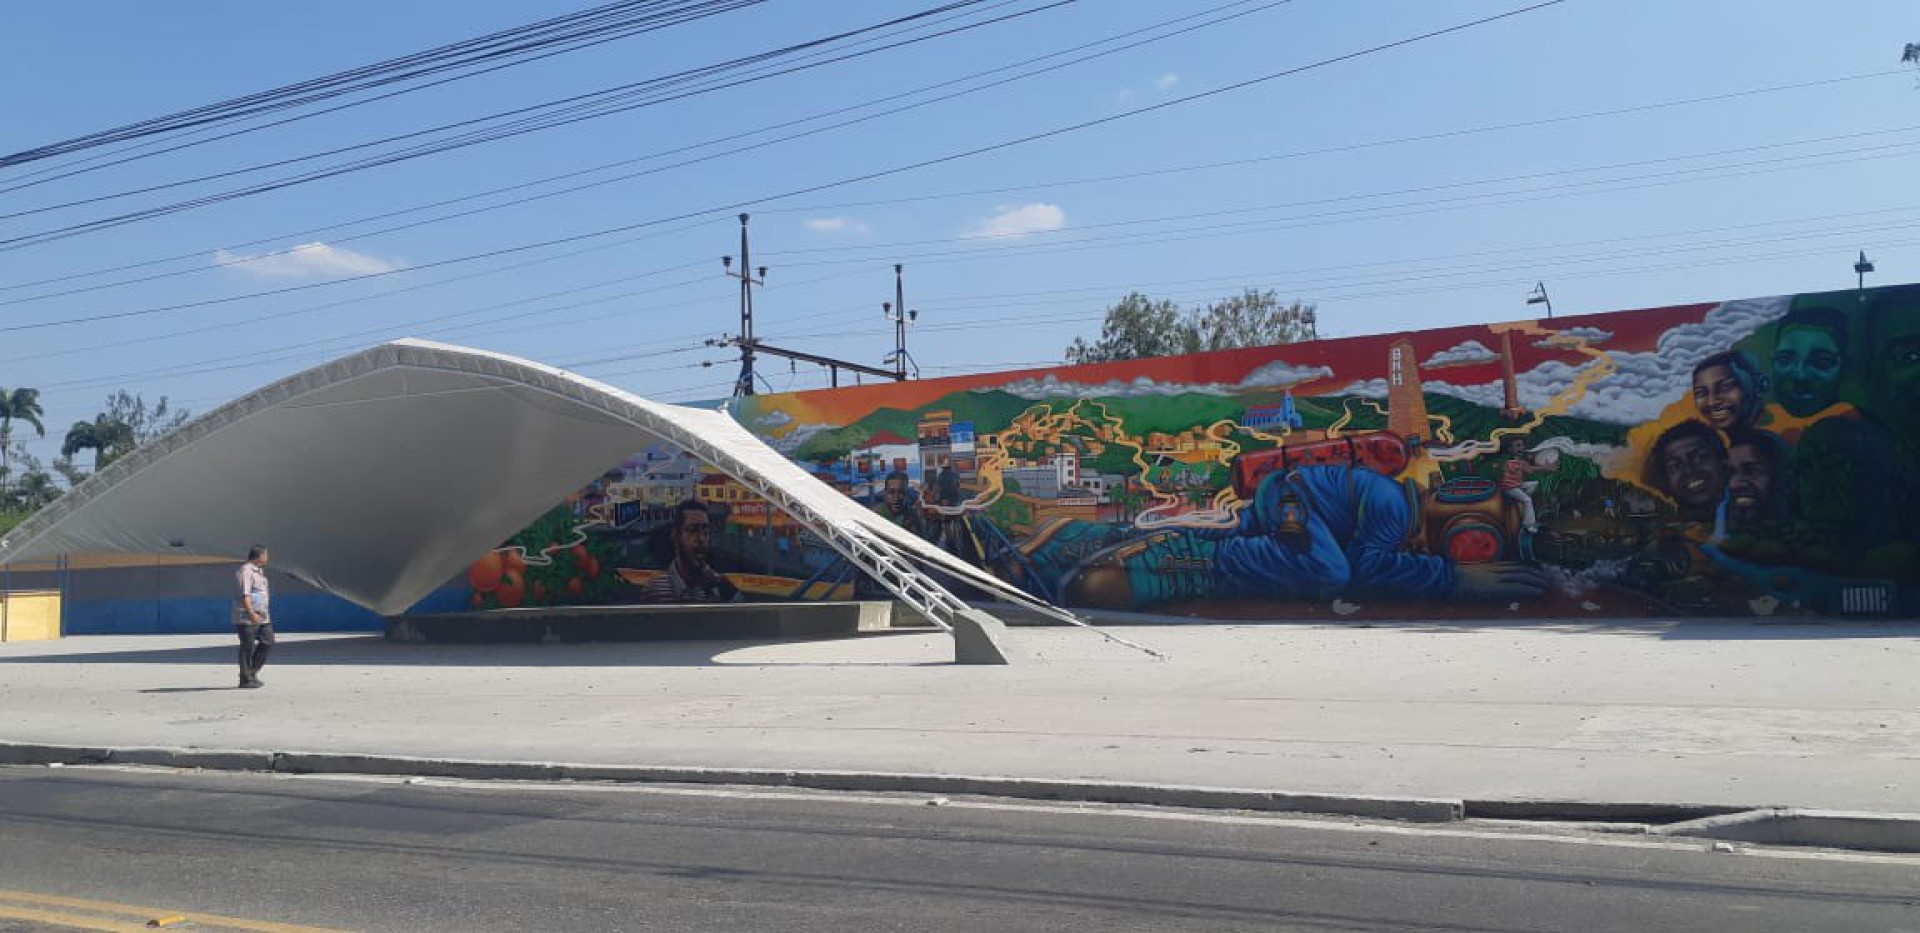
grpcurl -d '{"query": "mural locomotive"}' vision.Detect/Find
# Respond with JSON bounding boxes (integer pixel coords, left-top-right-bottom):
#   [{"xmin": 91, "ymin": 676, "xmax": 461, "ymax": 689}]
[{"xmin": 462, "ymin": 283, "xmax": 1920, "ymax": 619}]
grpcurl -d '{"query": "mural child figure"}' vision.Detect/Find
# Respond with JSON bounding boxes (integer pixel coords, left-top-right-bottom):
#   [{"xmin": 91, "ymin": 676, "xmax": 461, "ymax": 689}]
[
  {"xmin": 1689, "ymin": 351, "xmax": 1768, "ymax": 433},
  {"xmin": 1643, "ymin": 421, "xmax": 1728, "ymax": 524},
  {"xmin": 873, "ymin": 470, "xmax": 928, "ymax": 538},
  {"xmin": 1497, "ymin": 434, "xmax": 1553, "ymax": 533},
  {"xmin": 638, "ymin": 499, "xmax": 739, "ymax": 603}
]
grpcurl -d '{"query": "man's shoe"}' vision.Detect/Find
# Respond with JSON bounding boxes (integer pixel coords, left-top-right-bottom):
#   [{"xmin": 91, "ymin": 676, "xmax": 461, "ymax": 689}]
[{"xmin": 239, "ymin": 675, "xmax": 261, "ymax": 689}]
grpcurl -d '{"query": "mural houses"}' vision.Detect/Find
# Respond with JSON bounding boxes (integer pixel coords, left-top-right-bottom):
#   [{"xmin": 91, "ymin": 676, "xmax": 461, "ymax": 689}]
[{"xmin": 462, "ymin": 283, "xmax": 1920, "ymax": 620}]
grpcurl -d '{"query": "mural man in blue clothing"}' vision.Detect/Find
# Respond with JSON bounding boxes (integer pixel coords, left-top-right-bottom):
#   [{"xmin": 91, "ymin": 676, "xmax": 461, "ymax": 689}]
[
  {"xmin": 1062, "ymin": 464, "xmax": 1552, "ymax": 610},
  {"xmin": 1219, "ymin": 464, "xmax": 1553, "ymax": 601}
]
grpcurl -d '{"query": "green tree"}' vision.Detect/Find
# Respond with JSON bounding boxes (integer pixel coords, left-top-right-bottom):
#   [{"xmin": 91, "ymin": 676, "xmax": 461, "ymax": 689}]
[
  {"xmin": 103, "ymin": 390, "xmax": 190, "ymax": 444},
  {"xmin": 1064, "ymin": 293, "xmax": 1195, "ymax": 364},
  {"xmin": 0, "ymin": 387, "xmax": 46, "ymax": 495},
  {"xmin": 5, "ymin": 470, "xmax": 61, "ymax": 511},
  {"xmin": 1190, "ymin": 290, "xmax": 1318, "ymax": 351},
  {"xmin": 62, "ymin": 415, "xmax": 135, "ymax": 471},
  {"xmin": 1065, "ymin": 290, "xmax": 1317, "ymax": 364}
]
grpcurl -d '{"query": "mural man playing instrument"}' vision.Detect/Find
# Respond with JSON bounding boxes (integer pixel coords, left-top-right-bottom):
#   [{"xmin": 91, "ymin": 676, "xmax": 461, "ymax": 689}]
[{"xmin": 638, "ymin": 500, "xmax": 738, "ymax": 604}]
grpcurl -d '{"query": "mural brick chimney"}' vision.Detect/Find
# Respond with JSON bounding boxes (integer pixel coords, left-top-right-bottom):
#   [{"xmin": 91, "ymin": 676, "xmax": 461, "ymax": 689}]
[
  {"xmin": 1499, "ymin": 330, "xmax": 1529, "ymax": 422},
  {"xmin": 1386, "ymin": 337, "xmax": 1430, "ymax": 441}
]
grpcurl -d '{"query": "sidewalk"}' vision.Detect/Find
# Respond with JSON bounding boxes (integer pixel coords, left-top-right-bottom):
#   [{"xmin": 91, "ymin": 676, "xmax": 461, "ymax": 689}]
[{"xmin": 1, "ymin": 620, "xmax": 1915, "ymax": 814}]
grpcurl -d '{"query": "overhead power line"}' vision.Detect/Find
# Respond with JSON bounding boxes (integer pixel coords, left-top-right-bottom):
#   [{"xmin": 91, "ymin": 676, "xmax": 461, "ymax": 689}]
[
  {"xmin": 0, "ymin": 0, "xmax": 1284, "ymax": 303},
  {"xmin": 0, "ymin": 0, "xmax": 773, "ymax": 172},
  {"xmin": 0, "ymin": 0, "xmax": 1070, "ymax": 247},
  {"xmin": 0, "ymin": 0, "xmax": 1573, "ymax": 336}
]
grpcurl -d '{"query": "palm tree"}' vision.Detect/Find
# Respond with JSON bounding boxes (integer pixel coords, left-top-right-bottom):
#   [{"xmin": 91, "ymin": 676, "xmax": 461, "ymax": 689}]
[
  {"xmin": 62, "ymin": 415, "xmax": 134, "ymax": 472},
  {"xmin": 6, "ymin": 470, "xmax": 60, "ymax": 512},
  {"xmin": 0, "ymin": 387, "xmax": 46, "ymax": 495}
]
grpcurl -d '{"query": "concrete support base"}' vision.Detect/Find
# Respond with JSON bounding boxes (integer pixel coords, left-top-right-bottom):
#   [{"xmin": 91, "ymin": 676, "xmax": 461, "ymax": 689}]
[
  {"xmin": 385, "ymin": 601, "xmax": 894, "ymax": 644},
  {"xmin": 950, "ymin": 609, "xmax": 1014, "ymax": 665}
]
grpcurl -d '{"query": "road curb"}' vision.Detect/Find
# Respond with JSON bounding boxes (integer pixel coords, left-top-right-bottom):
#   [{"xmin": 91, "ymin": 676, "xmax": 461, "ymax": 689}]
[
  {"xmin": 1651, "ymin": 808, "xmax": 1920, "ymax": 854},
  {"xmin": 10, "ymin": 741, "xmax": 1920, "ymax": 850},
  {"xmin": 1, "ymin": 741, "xmax": 1457, "ymax": 823}
]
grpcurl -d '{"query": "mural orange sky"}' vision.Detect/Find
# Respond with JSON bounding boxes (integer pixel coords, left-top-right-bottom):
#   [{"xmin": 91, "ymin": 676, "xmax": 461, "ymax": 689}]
[{"xmin": 754, "ymin": 300, "xmax": 1715, "ymax": 426}]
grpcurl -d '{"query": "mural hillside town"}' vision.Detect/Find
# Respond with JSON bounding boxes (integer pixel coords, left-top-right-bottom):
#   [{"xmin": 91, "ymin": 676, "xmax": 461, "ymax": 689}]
[{"xmin": 460, "ymin": 283, "xmax": 1920, "ymax": 620}]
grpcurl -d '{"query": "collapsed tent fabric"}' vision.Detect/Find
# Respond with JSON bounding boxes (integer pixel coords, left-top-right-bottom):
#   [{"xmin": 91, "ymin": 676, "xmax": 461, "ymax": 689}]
[{"xmin": 0, "ymin": 339, "xmax": 1074, "ymax": 622}]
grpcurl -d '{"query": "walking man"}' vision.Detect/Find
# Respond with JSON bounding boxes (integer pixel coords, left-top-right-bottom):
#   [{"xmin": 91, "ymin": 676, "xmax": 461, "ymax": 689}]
[{"xmin": 235, "ymin": 544, "xmax": 273, "ymax": 688}]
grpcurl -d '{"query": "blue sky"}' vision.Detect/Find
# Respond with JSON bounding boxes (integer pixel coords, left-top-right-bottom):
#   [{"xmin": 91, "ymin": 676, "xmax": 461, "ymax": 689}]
[{"xmin": 2, "ymin": 0, "xmax": 1916, "ymax": 469}]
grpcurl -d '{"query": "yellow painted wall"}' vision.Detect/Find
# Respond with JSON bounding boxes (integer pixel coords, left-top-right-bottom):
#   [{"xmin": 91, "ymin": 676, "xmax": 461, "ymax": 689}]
[{"xmin": 0, "ymin": 590, "xmax": 61, "ymax": 641}]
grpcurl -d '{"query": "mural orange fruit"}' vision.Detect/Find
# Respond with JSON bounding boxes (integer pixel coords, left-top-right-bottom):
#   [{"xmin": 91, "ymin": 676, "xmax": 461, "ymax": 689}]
[
  {"xmin": 496, "ymin": 570, "xmax": 525, "ymax": 608},
  {"xmin": 566, "ymin": 577, "xmax": 584, "ymax": 598},
  {"xmin": 467, "ymin": 552, "xmax": 504, "ymax": 593},
  {"xmin": 502, "ymin": 550, "xmax": 527, "ymax": 574}
]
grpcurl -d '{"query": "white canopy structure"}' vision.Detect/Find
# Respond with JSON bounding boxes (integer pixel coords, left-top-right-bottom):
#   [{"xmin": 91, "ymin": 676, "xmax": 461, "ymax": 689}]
[{"xmin": 0, "ymin": 340, "xmax": 1078, "ymax": 637}]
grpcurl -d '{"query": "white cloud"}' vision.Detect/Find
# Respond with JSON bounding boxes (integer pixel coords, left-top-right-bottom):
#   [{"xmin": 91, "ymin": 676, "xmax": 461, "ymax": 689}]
[
  {"xmin": 1423, "ymin": 339, "xmax": 1498, "ymax": 368},
  {"xmin": 755, "ymin": 410, "xmax": 794, "ymax": 427},
  {"xmin": 804, "ymin": 216, "xmax": 870, "ymax": 235},
  {"xmin": 966, "ymin": 203, "xmax": 1066, "ymax": 239},
  {"xmin": 1153, "ymin": 73, "xmax": 1180, "ymax": 91},
  {"xmin": 213, "ymin": 242, "xmax": 405, "ymax": 279}
]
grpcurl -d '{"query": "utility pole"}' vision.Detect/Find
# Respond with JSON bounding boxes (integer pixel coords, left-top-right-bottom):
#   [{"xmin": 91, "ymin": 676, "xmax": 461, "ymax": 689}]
[
  {"xmin": 721, "ymin": 213, "xmax": 765, "ymax": 397},
  {"xmin": 710, "ymin": 219, "xmax": 908, "ymax": 392},
  {"xmin": 1855, "ymin": 250, "xmax": 1876, "ymax": 295},
  {"xmin": 883, "ymin": 263, "xmax": 919, "ymax": 379}
]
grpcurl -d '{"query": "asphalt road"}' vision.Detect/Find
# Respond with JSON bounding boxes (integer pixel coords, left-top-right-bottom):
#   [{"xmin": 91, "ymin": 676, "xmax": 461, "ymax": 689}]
[{"xmin": 0, "ymin": 767, "xmax": 1914, "ymax": 933}]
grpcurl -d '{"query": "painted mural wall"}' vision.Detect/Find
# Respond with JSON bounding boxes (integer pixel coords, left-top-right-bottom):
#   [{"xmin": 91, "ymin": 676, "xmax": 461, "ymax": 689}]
[{"xmin": 461, "ymin": 283, "xmax": 1920, "ymax": 619}]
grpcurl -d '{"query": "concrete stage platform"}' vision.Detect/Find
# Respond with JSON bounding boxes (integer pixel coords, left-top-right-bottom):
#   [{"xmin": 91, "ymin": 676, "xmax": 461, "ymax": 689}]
[{"xmin": 385, "ymin": 601, "xmax": 904, "ymax": 644}]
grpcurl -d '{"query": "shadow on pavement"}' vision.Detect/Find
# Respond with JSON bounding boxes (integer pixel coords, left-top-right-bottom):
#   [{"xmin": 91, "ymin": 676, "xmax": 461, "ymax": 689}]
[{"xmin": 7, "ymin": 634, "xmax": 946, "ymax": 668}]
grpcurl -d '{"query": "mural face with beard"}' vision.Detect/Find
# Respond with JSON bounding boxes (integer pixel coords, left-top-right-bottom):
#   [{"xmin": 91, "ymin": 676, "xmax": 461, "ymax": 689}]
[{"xmin": 1723, "ymin": 430, "xmax": 1791, "ymax": 533}]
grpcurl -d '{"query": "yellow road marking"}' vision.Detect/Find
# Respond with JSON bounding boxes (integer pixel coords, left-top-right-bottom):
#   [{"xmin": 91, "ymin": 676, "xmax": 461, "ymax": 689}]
[
  {"xmin": 0, "ymin": 890, "xmax": 348, "ymax": 933},
  {"xmin": 0, "ymin": 902, "xmax": 153, "ymax": 932}
]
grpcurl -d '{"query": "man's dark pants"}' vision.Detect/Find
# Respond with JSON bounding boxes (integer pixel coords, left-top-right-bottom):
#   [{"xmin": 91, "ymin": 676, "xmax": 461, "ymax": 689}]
[{"xmin": 237, "ymin": 622, "xmax": 274, "ymax": 683}]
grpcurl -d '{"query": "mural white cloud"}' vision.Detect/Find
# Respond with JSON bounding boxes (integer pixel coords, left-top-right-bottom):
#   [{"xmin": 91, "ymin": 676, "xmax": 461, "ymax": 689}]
[
  {"xmin": 966, "ymin": 203, "xmax": 1066, "ymax": 238},
  {"xmin": 1538, "ymin": 326, "xmax": 1612, "ymax": 347},
  {"xmin": 1348, "ymin": 297, "xmax": 1790, "ymax": 426},
  {"xmin": 993, "ymin": 359, "xmax": 1331, "ymax": 400},
  {"xmin": 1423, "ymin": 339, "xmax": 1498, "ymax": 368},
  {"xmin": 1237, "ymin": 360, "xmax": 1336, "ymax": 389},
  {"xmin": 213, "ymin": 242, "xmax": 406, "ymax": 279}
]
